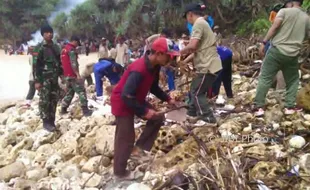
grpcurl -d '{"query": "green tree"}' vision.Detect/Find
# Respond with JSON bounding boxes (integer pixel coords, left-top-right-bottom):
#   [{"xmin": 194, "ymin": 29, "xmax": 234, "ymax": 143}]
[{"xmin": 52, "ymin": 12, "xmax": 68, "ymax": 38}]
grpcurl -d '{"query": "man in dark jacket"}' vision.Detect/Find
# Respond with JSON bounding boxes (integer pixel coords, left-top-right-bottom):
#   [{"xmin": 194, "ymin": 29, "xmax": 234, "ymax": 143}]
[{"xmin": 111, "ymin": 37, "xmax": 179, "ymax": 180}]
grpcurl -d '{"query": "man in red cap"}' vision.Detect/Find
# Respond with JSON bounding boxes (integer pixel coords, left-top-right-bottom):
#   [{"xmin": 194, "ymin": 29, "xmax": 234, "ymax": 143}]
[{"xmin": 111, "ymin": 37, "xmax": 179, "ymax": 180}]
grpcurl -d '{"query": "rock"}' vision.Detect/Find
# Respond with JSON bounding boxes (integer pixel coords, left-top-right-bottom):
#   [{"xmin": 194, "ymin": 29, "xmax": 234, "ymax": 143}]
[
  {"xmin": 297, "ymin": 83, "xmax": 310, "ymax": 111},
  {"xmin": 82, "ymin": 173, "xmax": 101, "ymax": 188},
  {"xmin": 243, "ymin": 124, "xmax": 252, "ymax": 132},
  {"xmin": 45, "ymin": 154, "xmax": 63, "ymax": 169},
  {"xmin": 13, "ymin": 178, "xmax": 36, "ymax": 189},
  {"xmin": 281, "ymin": 121, "xmax": 293, "ymax": 127},
  {"xmin": 94, "ymin": 126, "xmax": 116, "ymax": 155},
  {"xmin": 82, "ymin": 156, "xmax": 102, "ymax": 173},
  {"xmin": 26, "ymin": 168, "xmax": 48, "ymax": 181},
  {"xmin": 31, "ymin": 129, "xmax": 56, "ymax": 150},
  {"xmin": 0, "ymin": 113, "xmax": 9, "ymax": 125},
  {"xmin": 78, "ymin": 137, "xmax": 98, "ymax": 157},
  {"xmin": 289, "ymin": 136, "xmax": 306, "ymax": 149},
  {"xmin": 36, "ymin": 177, "xmax": 70, "ymax": 190},
  {"xmin": 52, "ymin": 129, "xmax": 80, "ymax": 160},
  {"xmin": 68, "ymin": 155, "xmax": 88, "ymax": 167},
  {"xmin": 299, "ymin": 154, "xmax": 310, "ymax": 174},
  {"xmin": 61, "ymin": 164, "xmax": 81, "ymax": 180},
  {"xmin": 16, "ymin": 150, "xmax": 36, "ymax": 168},
  {"xmin": 0, "ymin": 183, "xmax": 14, "ymax": 190},
  {"xmin": 265, "ymin": 105, "xmax": 283, "ymax": 124},
  {"xmin": 127, "ymin": 183, "xmax": 152, "ymax": 190},
  {"xmin": 302, "ymin": 74, "xmax": 310, "ymax": 80},
  {"xmin": 0, "ymin": 162, "xmax": 26, "ymax": 182}
]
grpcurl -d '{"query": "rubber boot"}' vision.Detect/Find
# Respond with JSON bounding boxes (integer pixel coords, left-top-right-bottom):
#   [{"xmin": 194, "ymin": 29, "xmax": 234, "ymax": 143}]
[
  {"xmin": 82, "ymin": 106, "xmax": 93, "ymax": 117},
  {"xmin": 43, "ymin": 119, "xmax": 56, "ymax": 132},
  {"xmin": 60, "ymin": 107, "xmax": 68, "ymax": 115}
]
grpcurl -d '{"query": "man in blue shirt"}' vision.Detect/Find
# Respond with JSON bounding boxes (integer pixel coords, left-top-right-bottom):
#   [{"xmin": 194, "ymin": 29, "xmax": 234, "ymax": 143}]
[
  {"xmin": 209, "ymin": 46, "xmax": 233, "ymax": 98},
  {"xmin": 93, "ymin": 50, "xmax": 123, "ymax": 100}
]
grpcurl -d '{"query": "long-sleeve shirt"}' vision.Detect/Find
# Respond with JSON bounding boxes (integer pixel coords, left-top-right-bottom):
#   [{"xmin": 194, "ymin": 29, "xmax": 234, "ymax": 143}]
[
  {"xmin": 120, "ymin": 56, "xmax": 169, "ymax": 117},
  {"xmin": 33, "ymin": 40, "xmax": 62, "ymax": 83}
]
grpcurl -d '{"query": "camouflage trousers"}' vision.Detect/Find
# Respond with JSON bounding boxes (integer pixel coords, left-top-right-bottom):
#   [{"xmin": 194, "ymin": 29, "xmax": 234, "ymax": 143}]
[
  {"xmin": 61, "ymin": 77, "xmax": 88, "ymax": 108},
  {"xmin": 39, "ymin": 77, "xmax": 59, "ymax": 120}
]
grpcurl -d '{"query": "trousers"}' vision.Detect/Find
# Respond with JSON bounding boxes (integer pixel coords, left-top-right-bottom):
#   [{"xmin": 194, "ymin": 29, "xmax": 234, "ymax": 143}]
[
  {"xmin": 187, "ymin": 73, "xmax": 216, "ymax": 118},
  {"xmin": 113, "ymin": 106, "xmax": 164, "ymax": 176},
  {"xmin": 61, "ymin": 77, "xmax": 88, "ymax": 108},
  {"xmin": 255, "ymin": 47, "xmax": 299, "ymax": 108},
  {"xmin": 26, "ymin": 81, "xmax": 36, "ymax": 100},
  {"xmin": 39, "ymin": 77, "xmax": 59, "ymax": 120}
]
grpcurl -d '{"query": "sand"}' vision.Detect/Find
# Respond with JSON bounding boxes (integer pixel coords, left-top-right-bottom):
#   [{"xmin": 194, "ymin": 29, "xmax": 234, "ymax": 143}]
[{"xmin": 0, "ymin": 49, "xmax": 98, "ymax": 104}]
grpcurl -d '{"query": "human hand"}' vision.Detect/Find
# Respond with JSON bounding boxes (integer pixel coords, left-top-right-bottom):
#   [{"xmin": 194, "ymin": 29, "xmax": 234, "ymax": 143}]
[
  {"xmin": 259, "ymin": 43, "xmax": 265, "ymax": 58},
  {"xmin": 35, "ymin": 82, "xmax": 42, "ymax": 91},
  {"xmin": 143, "ymin": 109, "xmax": 157, "ymax": 120},
  {"xmin": 167, "ymin": 99, "xmax": 177, "ymax": 108}
]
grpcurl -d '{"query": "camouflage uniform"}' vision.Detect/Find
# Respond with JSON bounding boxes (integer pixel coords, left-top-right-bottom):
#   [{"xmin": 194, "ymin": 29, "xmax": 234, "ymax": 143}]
[
  {"xmin": 33, "ymin": 40, "xmax": 62, "ymax": 121},
  {"xmin": 61, "ymin": 46, "xmax": 88, "ymax": 108}
]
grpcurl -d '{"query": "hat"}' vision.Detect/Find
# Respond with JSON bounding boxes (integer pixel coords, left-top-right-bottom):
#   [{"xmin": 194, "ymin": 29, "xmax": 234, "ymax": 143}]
[
  {"xmin": 213, "ymin": 25, "xmax": 220, "ymax": 30},
  {"xmin": 70, "ymin": 36, "xmax": 81, "ymax": 46},
  {"xmin": 101, "ymin": 37, "xmax": 107, "ymax": 41},
  {"xmin": 40, "ymin": 24, "xmax": 53, "ymax": 36},
  {"xmin": 151, "ymin": 37, "xmax": 179, "ymax": 57},
  {"xmin": 183, "ymin": 3, "xmax": 206, "ymax": 18}
]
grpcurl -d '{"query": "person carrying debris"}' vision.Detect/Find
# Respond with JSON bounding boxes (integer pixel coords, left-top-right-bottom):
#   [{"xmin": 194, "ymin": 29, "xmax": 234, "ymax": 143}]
[
  {"xmin": 60, "ymin": 36, "xmax": 92, "ymax": 116},
  {"xmin": 254, "ymin": 0, "xmax": 309, "ymax": 117},
  {"xmin": 144, "ymin": 28, "xmax": 171, "ymax": 55},
  {"xmin": 111, "ymin": 37, "xmax": 179, "ymax": 180},
  {"xmin": 180, "ymin": 3, "xmax": 222, "ymax": 124},
  {"xmin": 33, "ymin": 24, "xmax": 63, "ymax": 132},
  {"xmin": 93, "ymin": 49, "xmax": 123, "ymax": 101},
  {"xmin": 208, "ymin": 46, "xmax": 234, "ymax": 99}
]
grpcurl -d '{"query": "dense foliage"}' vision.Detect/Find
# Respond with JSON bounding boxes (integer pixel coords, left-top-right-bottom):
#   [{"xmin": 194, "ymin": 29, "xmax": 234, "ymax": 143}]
[{"xmin": 0, "ymin": 0, "xmax": 310, "ymax": 43}]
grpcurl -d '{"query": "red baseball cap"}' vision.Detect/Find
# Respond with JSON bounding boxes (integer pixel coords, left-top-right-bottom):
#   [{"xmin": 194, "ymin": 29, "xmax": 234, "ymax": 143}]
[{"xmin": 151, "ymin": 37, "xmax": 180, "ymax": 57}]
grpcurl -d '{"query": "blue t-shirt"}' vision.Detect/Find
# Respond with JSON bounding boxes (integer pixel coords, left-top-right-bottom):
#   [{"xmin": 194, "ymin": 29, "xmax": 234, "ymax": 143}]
[
  {"xmin": 217, "ymin": 46, "xmax": 233, "ymax": 61},
  {"xmin": 187, "ymin": 16, "xmax": 214, "ymax": 35}
]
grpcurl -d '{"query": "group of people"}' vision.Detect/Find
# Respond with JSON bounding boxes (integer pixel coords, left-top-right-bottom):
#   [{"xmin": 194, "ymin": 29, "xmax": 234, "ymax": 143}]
[{"xmin": 23, "ymin": 0, "xmax": 308, "ymax": 180}]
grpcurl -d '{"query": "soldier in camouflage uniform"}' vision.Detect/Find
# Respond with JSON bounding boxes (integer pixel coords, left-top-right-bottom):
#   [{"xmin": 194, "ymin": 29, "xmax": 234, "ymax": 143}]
[
  {"xmin": 33, "ymin": 24, "xmax": 63, "ymax": 132},
  {"xmin": 60, "ymin": 36, "xmax": 92, "ymax": 116}
]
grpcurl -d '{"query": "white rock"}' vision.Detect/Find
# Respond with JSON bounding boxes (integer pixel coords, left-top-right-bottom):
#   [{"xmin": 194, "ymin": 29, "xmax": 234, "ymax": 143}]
[
  {"xmin": 272, "ymin": 123, "xmax": 280, "ymax": 130},
  {"xmin": 289, "ymin": 136, "xmax": 306, "ymax": 149},
  {"xmin": 243, "ymin": 124, "xmax": 252, "ymax": 132},
  {"xmin": 216, "ymin": 95, "xmax": 225, "ymax": 105},
  {"xmin": 31, "ymin": 129, "xmax": 55, "ymax": 150},
  {"xmin": 61, "ymin": 164, "xmax": 81, "ymax": 180},
  {"xmin": 82, "ymin": 173, "xmax": 101, "ymax": 188},
  {"xmin": 303, "ymin": 114, "xmax": 310, "ymax": 121},
  {"xmin": 16, "ymin": 150, "xmax": 36, "ymax": 168},
  {"xmin": 26, "ymin": 168, "xmax": 48, "ymax": 181},
  {"xmin": 94, "ymin": 126, "xmax": 116, "ymax": 155},
  {"xmin": 82, "ymin": 156, "xmax": 102, "ymax": 173},
  {"xmin": 45, "ymin": 154, "xmax": 63, "ymax": 169},
  {"xmin": 0, "ymin": 113, "xmax": 9, "ymax": 125},
  {"xmin": 0, "ymin": 162, "xmax": 26, "ymax": 182},
  {"xmin": 302, "ymin": 74, "xmax": 310, "ymax": 80},
  {"xmin": 127, "ymin": 183, "xmax": 152, "ymax": 190},
  {"xmin": 299, "ymin": 154, "xmax": 310, "ymax": 174},
  {"xmin": 232, "ymin": 146, "xmax": 244, "ymax": 154}
]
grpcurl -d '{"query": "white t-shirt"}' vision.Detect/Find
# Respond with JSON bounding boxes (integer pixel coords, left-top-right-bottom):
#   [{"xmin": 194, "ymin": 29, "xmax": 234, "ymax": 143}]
[{"xmin": 116, "ymin": 43, "xmax": 128, "ymax": 66}]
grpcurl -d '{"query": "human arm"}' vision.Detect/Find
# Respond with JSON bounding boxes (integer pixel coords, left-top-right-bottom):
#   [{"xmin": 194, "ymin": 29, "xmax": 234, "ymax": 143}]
[
  {"xmin": 180, "ymin": 22, "xmax": 202, "ymax": 55},
  {"xmin": 33, "ymin": 46, "xmax": 44, "ymax": 86},
  {"xmin": 69, "ymin": 49, "xmax": 80, "ymax": 78},
  {"xmin": 150, "ymin": 67, "xmax": 171, "ymax": 102},
  {"xmin": 263, "ymin": 18, "xmax": 283, "ymax": 42},
  {"xmin": 121, "ymin": 72, "xmax": 149, "ymax": 117}
]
